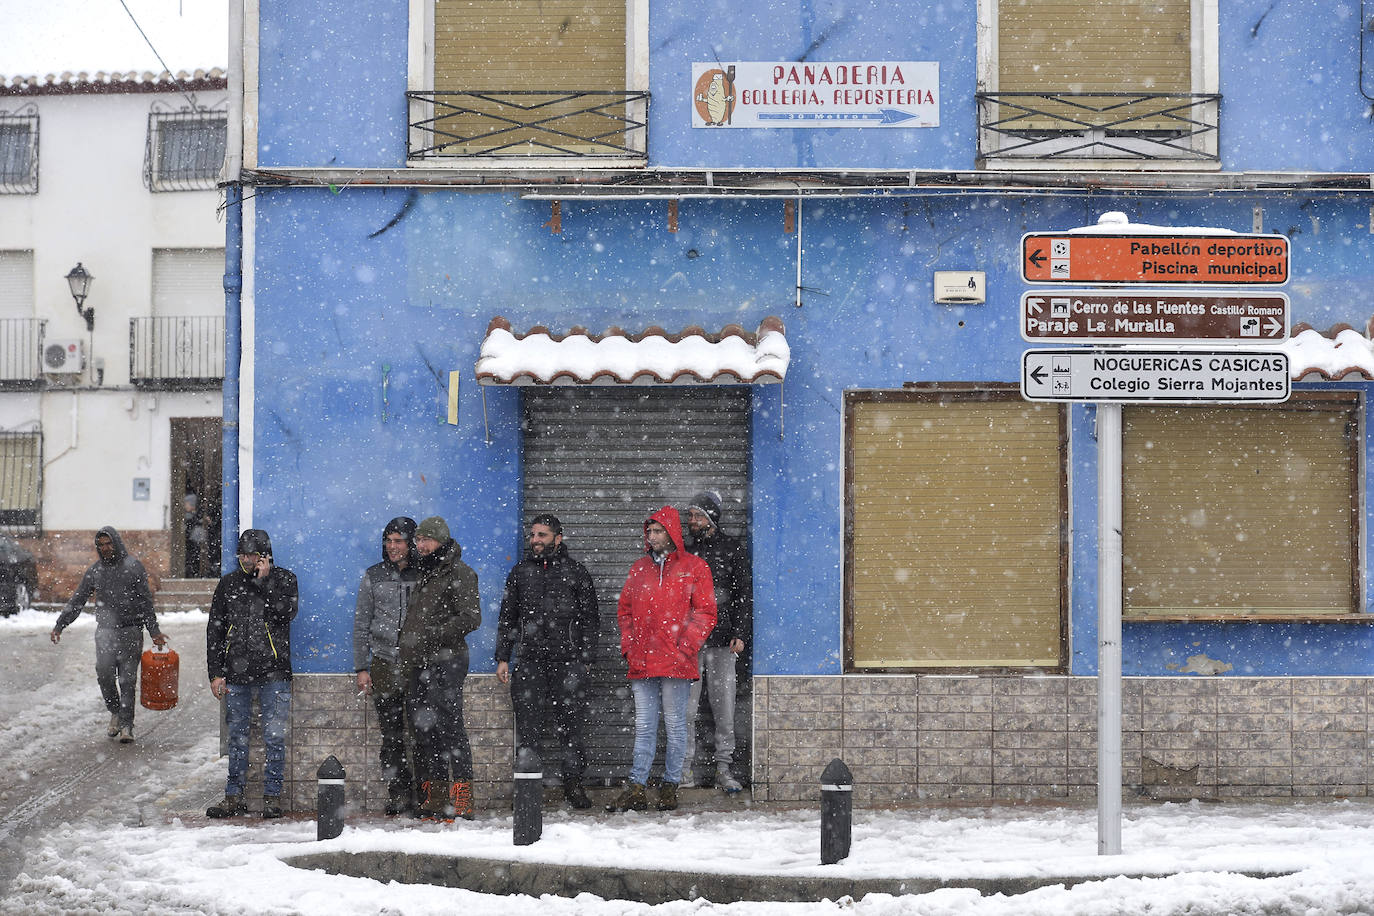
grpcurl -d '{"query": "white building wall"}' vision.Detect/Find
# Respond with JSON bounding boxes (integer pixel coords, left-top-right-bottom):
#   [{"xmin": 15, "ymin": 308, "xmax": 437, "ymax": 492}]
[{"xmin": 0, "ymin": 82, "xmax": 225, "ymax": 537}]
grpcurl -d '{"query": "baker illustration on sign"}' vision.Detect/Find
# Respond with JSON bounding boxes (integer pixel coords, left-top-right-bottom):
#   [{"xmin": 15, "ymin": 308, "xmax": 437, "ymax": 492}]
[{"xmin": 695, "ymin": 67, "xmax": 736, "ymax": 125}]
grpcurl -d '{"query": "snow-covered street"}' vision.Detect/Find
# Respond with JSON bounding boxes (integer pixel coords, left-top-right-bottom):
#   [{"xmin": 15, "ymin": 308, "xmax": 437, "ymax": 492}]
[{"xmin": 4, "ymin": 610, "xmax": 1374, "ymax": 915}]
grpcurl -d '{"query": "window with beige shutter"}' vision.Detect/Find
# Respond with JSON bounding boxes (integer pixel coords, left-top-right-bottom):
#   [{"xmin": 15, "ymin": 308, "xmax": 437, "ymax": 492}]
[
  {"xmin": 845, "ymin": 389, "xmax": 1067, "ymax": 671},
  {"xmin": 978, "ymin": 0, "xmax": 1219, "ymax": 164},
  {"xmin": 1122, "ymin": 394, "xmax": 1361, "ymax": 620},
  {"xmin": 410, "ymin": 0, "xmax": 645, "ymax": 159}
]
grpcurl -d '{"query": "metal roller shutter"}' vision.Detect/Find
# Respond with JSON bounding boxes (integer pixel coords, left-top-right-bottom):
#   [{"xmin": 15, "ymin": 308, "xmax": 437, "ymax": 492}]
[
  {"xmin": 522, "ymin": 387, "xmax": 751, "ymax": 784},
  {"xmin": 1123, "ymin": 396, "xmax": 1360, "ymax": 618},
  {"xmin": 846, "ymin": 390, "xmax": 1067, "ymax": 670},
  {"xmin": 152, "ymin": 249, "xmax": 225, "ymax": 318}
]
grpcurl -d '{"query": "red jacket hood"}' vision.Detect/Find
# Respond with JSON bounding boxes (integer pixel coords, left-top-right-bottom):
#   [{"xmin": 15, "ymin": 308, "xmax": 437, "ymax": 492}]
[{"xmin": 644, "ymin": 505, "xmax": 686, "ymax": 555}]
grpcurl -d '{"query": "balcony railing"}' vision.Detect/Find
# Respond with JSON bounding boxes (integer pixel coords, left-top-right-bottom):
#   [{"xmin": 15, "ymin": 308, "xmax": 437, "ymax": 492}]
[
  {"xmin": 976, "ymin": 91, "xmax": 1220, "ymax": 163},
  {"xmin": 0, "ymin": 318, "xmax": 46, "ymax": 387},
  {"xmin": 407, "ymin": 90, "xmax": 649, "ymax": 160},
  {"xmin": 130, "ymin": 316, "xmax": 224, "ymax": 388}
]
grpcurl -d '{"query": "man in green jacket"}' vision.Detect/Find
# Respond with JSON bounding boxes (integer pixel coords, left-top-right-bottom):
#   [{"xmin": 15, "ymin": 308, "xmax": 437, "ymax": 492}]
[{"xmin": 398, "ymin": 516, "xmax": 481, "ymax": 820}]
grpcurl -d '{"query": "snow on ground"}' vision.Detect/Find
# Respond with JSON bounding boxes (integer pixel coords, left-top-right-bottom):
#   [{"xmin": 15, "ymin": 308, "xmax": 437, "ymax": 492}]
[
  {"xmin": 7, "ymin": 801, "xmax": 1374, "ymax": 915},
  {"xmin": 4, "ymin": 609, "xmax": 1374, "ymax": 915}
]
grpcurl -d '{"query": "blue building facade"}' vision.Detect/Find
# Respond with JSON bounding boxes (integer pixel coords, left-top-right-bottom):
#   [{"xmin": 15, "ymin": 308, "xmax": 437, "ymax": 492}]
[{"xmin": 238, "ymin": 0, "xmax": 1374, "ymax": 808}]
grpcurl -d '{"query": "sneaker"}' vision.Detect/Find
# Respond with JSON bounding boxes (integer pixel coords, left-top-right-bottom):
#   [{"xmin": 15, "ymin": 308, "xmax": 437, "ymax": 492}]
[
  {"xmin": 606, "ymin": 782, "xmax": 648, "ymax": 813},
  {"xmin": 106, "ymin": 714, "xmax": 120, "ymax": 738},
  {"xmin": 716, "ymin": 763, "xmax": 743, "ymax": 794},
  {"xmin": 262, "ymin": 795, "xmax": 283, "ymax": 819},
  {"xmin": 563, "ymin": 779, "xmax": 592, "ymax": 810},
  {"xmin": 656, "ymin": 781, "xmax": 679, "ymax": 811},
  {"xmin": 206, "ymin": 795, "xmax": 248, "ymax": 818},
  {"xmin": 118, "ymin": 725, "xmax": 134, "ymax": 744}
]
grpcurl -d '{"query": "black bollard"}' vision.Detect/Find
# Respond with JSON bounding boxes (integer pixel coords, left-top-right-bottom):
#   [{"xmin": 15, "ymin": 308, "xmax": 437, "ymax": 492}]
[
  {"xmin": 513, "ymin": 746, "xmax": 543, "ymax": 846},
  {"xmin": 820, "ymin": 757, "xmax": 852, "ymax": 865},
  {"xmin": 317, "ymin": 755, "xmax": 346, "ymax": 841}
]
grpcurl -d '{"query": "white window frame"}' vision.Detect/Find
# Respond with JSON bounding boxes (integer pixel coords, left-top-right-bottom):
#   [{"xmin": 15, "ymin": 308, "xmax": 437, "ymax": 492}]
[
  {"xmin": 976, "ymin": 0, "xmax": 1219, "ymax": 170},
  {"xmin": 406, "ymin": 0, "xmax": 648, "ymax": 168}
]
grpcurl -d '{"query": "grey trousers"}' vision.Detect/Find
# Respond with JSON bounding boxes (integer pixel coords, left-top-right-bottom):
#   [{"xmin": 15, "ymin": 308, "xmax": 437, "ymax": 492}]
[
  {"xmin": 94, "ymin": 625, "xmax": 144, "ymax": 728},
  {"xmin": 686, "ymin": 646, "xmax": 738, "ymax": 769}
]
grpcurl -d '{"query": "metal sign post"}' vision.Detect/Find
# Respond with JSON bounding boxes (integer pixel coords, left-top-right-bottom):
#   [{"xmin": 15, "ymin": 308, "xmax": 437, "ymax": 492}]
[{"xmin": 1096, "ymin": 402, "xmax": 1123, "ymax": 856}]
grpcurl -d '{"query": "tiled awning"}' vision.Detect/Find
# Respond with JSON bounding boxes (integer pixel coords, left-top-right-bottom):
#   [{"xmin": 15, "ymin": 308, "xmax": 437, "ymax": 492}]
[
  {"xmin": 1281, "ymin": 323, "xmax": 1374, "ymax": 381},
  {"xmin": 475, "ymin": 316, "xmax": 790, "ymax": 386}
]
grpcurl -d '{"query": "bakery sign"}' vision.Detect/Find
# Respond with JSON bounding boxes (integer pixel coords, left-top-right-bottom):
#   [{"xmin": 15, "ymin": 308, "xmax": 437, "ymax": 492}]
[{"xmin": 690, "ymin": 61, "xmax": 939, "ymax": 128}]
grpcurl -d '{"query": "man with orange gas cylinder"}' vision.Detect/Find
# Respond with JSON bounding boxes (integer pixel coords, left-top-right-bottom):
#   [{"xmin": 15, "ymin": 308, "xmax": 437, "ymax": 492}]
[{"xmin": 50, "ymin": 526, "xmax": 167, "ymax": 744}]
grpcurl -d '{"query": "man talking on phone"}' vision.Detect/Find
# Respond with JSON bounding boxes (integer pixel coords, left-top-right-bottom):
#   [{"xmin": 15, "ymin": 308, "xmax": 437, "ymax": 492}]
[{"xmin": 205, "ymin": 529, "xmax": 299, "ymax": 819}]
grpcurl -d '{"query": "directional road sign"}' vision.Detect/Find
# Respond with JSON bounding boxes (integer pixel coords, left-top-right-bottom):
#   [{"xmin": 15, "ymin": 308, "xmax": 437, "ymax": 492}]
[
  {"xmin": 1021, "ymin": 291, "xmax": 1290, "ymax": 343},
  {"xmin": 1021, "ymin": 233, "xmax": 1289, "ymax": 286},
  {"xmin": 1021, "ymin": 348, "xmax": 1291, "ymax": 404}
]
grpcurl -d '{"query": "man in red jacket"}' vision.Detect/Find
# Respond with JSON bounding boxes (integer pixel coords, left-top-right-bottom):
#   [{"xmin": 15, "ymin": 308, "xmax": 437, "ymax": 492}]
[{"xmin": 608, "ymin": 506, "xmax": 717, "ymax": 813}]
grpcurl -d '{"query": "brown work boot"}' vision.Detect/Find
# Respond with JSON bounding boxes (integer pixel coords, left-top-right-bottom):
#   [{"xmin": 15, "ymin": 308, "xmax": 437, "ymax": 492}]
[
  {"xmin": 418, "ymin": 780, "xmax": 452, "ymax": 820},
  {"xmin": 450, "ymin": 780, "xmax": 474, "ymax": 820},
  {"xmin": 605, "ymin": 782, "xmax": 648, "ymax": 813},
  {"xmin": 656, "ymin": 781, "xmax": 679, "ymax": 811}
]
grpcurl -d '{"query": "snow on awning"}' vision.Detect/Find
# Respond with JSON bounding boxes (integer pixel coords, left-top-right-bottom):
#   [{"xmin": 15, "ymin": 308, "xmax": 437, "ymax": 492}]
[
  {"xmin": 475, "ymin": 316, "xmax": 790, "ymax": 386},
  {"xmin": 1280, "ymin": 324, "xmax": 1374, "ymax": 381}
]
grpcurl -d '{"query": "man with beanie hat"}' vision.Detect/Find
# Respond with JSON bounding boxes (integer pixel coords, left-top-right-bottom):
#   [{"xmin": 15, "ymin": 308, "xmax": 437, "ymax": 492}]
[
  {"xmin": 354, "ymin": 516, "xmax": 420, "ymax": 814},
  {"xmin": 398, "ymin": 515, "xmax": 481, "ymax": 820},
  {"xmin": 684, "ymin": 491, "xmax": 751, "ymax": 793},
  {"xmin": 206, "ymin": 529, "xmax": 298, "ymax": 819},
  {"xmin": 50, "ymin": 527, "xmax": 167, "ymax": 744},
  {"xmin": 496, "ymin": 514, "xmax": 599, "ymax": 809}
]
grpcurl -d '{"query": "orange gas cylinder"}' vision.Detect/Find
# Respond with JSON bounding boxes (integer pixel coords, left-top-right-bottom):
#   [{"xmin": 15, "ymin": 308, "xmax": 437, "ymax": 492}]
[{"xmin": 140, "ymin": 645, "xmax": 180, "ymax": 711}]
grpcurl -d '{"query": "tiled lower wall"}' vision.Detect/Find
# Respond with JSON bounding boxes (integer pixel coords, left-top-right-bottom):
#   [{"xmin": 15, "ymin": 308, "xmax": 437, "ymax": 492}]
[
  {"xmin": 275, "ymin": 674, "xmax": 1374, "ymax": 812},
  {"xmin": 753, "ymin": 675, "xmax": 1374, "ymax": 804}
]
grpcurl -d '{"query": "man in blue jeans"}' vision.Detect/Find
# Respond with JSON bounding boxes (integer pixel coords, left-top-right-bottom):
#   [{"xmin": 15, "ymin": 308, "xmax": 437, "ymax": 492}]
[{"xmin": 205, "ymin": 529, "xmax": 299, "ymax": 819}]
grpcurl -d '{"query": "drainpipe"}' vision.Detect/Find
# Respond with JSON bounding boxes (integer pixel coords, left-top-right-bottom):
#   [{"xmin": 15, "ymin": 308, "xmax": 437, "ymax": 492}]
[{"xmin": 221, "ymin": 0, "xmax": 245, "ymax": 570}]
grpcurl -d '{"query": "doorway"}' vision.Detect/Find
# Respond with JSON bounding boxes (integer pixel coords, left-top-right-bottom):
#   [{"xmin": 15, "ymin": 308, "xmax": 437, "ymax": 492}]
[{"xmin": 170, "ymin": 417, "xmax": 222, "ymax": 578}]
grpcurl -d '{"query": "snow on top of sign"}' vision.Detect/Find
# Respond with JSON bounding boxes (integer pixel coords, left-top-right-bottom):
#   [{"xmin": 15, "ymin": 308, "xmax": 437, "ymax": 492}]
[
  {"xmin": 1062, "ymin": 211, "xmax": 1251, "ymax": 235},
  {"xmin": 475, "ymin": 316, "xmax": 790, "ymax": 385}
]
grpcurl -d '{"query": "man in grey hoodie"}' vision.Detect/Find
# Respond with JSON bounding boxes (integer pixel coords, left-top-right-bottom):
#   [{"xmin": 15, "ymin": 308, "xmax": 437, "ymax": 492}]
[{"xmin": 50, "ymin": 527, "xmax": 167, "ymax": 743}]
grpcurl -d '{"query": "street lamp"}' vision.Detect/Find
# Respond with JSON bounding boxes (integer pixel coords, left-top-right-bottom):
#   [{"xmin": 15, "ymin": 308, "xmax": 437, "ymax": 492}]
[{"xmin": 66, "ymin": 262, "xmax": 94, "ymax": 331}]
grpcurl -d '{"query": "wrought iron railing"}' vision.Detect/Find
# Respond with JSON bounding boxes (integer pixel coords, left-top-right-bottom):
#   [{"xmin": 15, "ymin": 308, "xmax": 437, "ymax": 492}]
[
  {"xmin": 976, "ymin": 92, "xmax": 1220, "ymax": 162},
  {"xmin": 0, "ymin": 107, "xmax": 39, "ymax": 193},
  {"xmin": 130, "ymin": 316, "xmax": 225, "ymax": 387},
  {"xmin": 0, "ymin": 318, "xmax": 46, "ymax": 386},
  {"xmin": 407, "ymin": 90, "xmax": 649, "ymax": 159},
  {"xmin": 144, "ymin": 103, "xmax": 228, "ymax": 191}
]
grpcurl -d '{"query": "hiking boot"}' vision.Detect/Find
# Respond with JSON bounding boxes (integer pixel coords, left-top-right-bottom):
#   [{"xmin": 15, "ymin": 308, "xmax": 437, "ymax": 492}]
[
  {"xmin": 262, "ymin": 795, "xmax": 283, "ymax": 819},
  {"xmin": 606, "ymin": 782, "xmax": 648, "ymax": 813},
  {"xmin": 206, "ymin": 795, "xmax": 248, "ymax": 818},
  {"xmin": 450, "ymin": 781, "xmax": 474, "ymax": 820},
  {"xmin": 384, "ymin": 789, "xmax": 411, "ymax": 816},
  {"xmin": 118, "ymin": 725, "xmax": 134, "ymax": 744},
  {"xmin": 656, "ymin": 781, "xmax": 679, "ymax": 811},
  {"xmin": 106, "ymin": 714, "xmax": 120, "ymax": 738},
  {"xmin": 717, "ymin": 763, "xmax": 743, "ymax": 794},
  {"xmin": 418, "ymin": 781, "xmax": 452, "ymax": 820},
  {"xmin": 563, "ymin": 779, "xmax": 592, "ymax": 810}
]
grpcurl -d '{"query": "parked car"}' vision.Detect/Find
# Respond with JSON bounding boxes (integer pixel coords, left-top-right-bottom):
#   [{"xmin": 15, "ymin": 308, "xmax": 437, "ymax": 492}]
[{"xmin": 0, "ymin": 535, "xmax": 37, "ymax": 616}]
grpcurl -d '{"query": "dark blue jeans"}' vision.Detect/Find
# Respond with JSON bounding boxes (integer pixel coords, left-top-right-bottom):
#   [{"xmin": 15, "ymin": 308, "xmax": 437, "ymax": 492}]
[
  {"xmin": 407, "ymin": 651, "xmax": 472, "ymax": 784},
  {"xmin": 225, "ymin": 680, "xmax": 291, "ymax": 797}
]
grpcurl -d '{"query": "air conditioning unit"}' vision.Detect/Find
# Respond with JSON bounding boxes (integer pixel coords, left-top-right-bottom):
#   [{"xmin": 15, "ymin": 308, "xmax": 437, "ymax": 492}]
[{"xmin": 42, "ymin": 339, "xmax": 85, "ymax": 374}]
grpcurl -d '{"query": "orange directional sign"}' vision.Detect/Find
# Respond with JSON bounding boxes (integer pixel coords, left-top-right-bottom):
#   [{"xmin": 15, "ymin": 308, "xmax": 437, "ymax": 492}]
[{"xmin": 1021, "ymin": 233, "xmax": 1289, "ymax": 286}]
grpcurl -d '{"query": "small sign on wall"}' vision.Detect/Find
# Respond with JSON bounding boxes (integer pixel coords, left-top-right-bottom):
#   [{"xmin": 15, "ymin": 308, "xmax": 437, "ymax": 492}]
[
  {"xmin": 691, "ymin": 61, "xmax": 939, "ymax": 128},
  {"xmin": 132, "ymin": 478, "xmax": 151, "ymax": 501}
]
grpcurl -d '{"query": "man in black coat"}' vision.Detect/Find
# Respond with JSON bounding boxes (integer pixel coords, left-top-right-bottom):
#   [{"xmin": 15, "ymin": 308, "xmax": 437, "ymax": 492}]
[
  {"xmin": 205, "ymin": 529, "xmax": 298, "ymax": 819},
  {"xmin": 684, "ymin": 491, "xmax": 752, "ymax": 793},
  {"xmin": 496, "ymin": 514, "xmax": 599, "ymax": 808}
]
